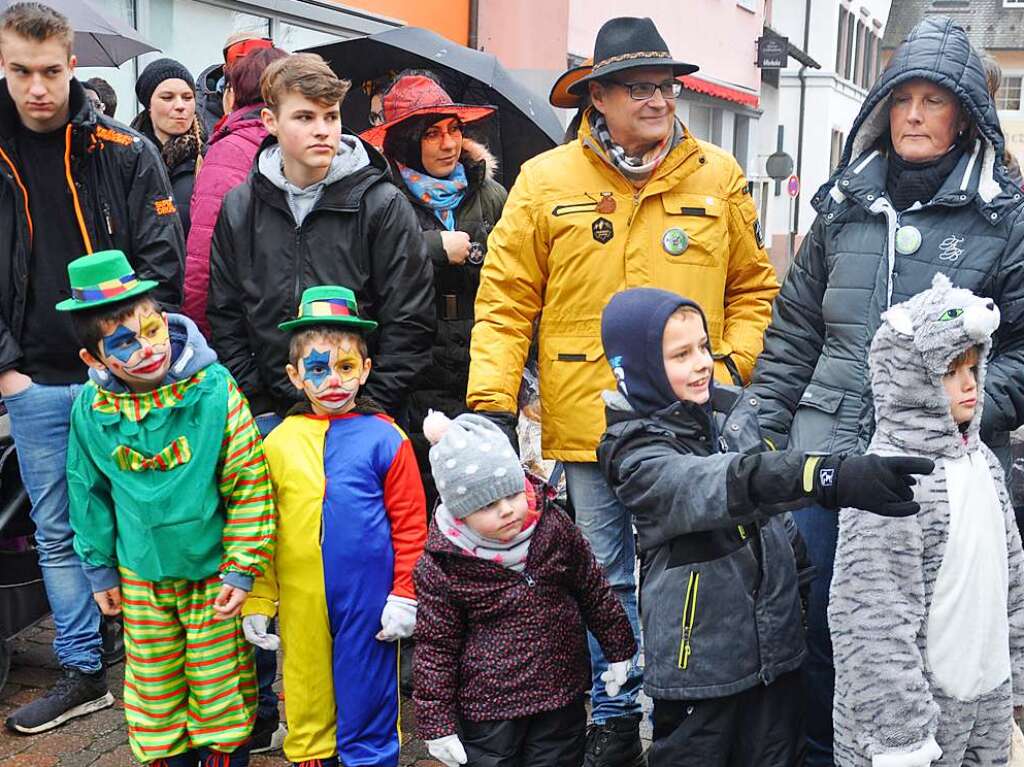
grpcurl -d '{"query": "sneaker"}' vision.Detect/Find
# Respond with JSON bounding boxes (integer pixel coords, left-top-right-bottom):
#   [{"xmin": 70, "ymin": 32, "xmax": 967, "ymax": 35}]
[
  {"xmin": 4, "ymin": 667, "xmax": 114, "ymax": 734},
  {"xmin": 101, "ymin": 614, "xmax": 125, "ymax": 667},
  {"xmin": 584, "ymin": 714, "xmax": 646, "ymax": 767},
  {"xmin": 250, "ymin": 714, "xmax": 287, "ymax": 754}
]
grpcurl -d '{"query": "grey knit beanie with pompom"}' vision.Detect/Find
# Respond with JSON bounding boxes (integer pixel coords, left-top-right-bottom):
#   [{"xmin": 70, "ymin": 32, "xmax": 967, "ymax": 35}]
[{"xmin": 423, "ymin": 411, "xmax": 525, "ymax": 518}]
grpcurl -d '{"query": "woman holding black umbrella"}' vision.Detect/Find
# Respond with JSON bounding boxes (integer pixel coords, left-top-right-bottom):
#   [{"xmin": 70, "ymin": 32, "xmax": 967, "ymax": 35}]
[{"xmin": 363, "ymin": 70, "xmax": 507, "ymax": 512}]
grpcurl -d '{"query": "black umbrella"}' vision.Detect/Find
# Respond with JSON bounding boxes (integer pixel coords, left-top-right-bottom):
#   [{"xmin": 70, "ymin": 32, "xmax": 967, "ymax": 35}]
[
  {"xmin": 1, "ymin": 0, "xmax": 158, "ymax": 67},
  {"xmin": 303, "ymin": 27, "xmax": 562, "ymax": 189}
]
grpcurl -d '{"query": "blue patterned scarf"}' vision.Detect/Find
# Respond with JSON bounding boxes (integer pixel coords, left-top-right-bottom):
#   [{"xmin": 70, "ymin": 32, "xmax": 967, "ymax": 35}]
[{"xmin": 398, "ymin": 162, "xmax": 468, "ymax": 231}]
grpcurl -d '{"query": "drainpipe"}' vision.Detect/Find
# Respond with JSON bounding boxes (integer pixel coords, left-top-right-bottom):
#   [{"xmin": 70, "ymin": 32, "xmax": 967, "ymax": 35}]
[
  {"xmin": 468, "ymin": 0, "xmax": 479, "ymax": 49},
  {"xmin": 794, "ymin": 0, "xmax": 812, "ymax": 235}
]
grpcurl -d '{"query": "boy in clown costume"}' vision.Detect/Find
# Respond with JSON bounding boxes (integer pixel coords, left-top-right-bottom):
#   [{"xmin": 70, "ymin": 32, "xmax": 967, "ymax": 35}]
[
  {"xmin": 59, "ymin": 250, "xmax": 275, "ymax": 766},
  {"xmin": 240, "ymin": 285, "xmax": 428, "ymax": 767}
]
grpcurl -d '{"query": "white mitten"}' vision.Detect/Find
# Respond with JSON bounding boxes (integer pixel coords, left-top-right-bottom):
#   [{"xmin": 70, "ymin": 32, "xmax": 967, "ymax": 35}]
[
  {"xmin": 600, "ymin": 659, "xmax": 631, "ymax": 697},
  {"xmin": 241, "ymin": 614, "xmax": 280, "ymax": 651},
  {"xmin": 376, "ymin": 595, "xmax": 417, "ymax": 641},
  {"xmin": 426, "ymin": 734, "xmax": 468, "ymax": 767}
]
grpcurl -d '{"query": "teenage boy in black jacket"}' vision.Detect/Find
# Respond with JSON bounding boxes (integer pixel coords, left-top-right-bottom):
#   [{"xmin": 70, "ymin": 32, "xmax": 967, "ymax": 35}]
[
  {"xmin": 208, "ymin": 53, "xmax": 434, "ymax": 424},
  {"xmin": 1, "ymin": 2, "xmax": 183, "ymax": 735},
  {"xmin": 597, "ymin": 287, "xmax": 933, "ymax": 767}
]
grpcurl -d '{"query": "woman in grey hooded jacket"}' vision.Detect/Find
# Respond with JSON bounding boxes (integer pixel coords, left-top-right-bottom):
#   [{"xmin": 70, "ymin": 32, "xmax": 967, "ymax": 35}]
[{"xmin": 750, "ymin": 15, "xmax": 1024, "ymax": 765}]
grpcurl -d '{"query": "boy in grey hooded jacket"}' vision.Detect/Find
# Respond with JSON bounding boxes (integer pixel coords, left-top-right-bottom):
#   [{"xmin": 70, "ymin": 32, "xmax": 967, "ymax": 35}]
[
  {"xmin": 598, "ymin": 287, "xmax": 934, "ymax": 766},
  {"xmin": 830, "ymin": 273, "xmax": 1024, "ymax": 767}
]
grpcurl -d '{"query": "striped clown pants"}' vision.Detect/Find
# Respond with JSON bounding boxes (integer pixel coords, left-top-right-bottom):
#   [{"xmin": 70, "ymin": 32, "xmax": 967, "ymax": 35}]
[{"xmin": 120, "ymin": 568, "xmax": 257, "ymax": 764}]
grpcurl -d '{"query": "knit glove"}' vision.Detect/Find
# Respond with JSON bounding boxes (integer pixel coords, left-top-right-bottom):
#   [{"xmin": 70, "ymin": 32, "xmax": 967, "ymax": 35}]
[
  {"xmin": 241, "ymin": 615, "xmax": 280, "ymax": 651},
  {"xmin": 376, "ymin": 595, "xmax": 417, "ymax": 642},
  {"xmin": 427, "ymin": 734, "xmax": 468, "ymax": 767},
  {"xmin": 600, "ymin": 659, "xmax": 631, "ymax": 697},
  {"xmin": 807, "ymin": 454, "xmax": 935, "ymax": 517}
]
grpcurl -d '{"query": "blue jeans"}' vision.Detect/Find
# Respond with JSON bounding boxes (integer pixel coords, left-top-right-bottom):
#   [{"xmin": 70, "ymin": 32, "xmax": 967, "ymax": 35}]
[
  {"xmin": 563, "ymin": 462, "xmax": 642, "ymax": 724},
  {"xmin": 4, "ymin": 382, "xmax": 102, "ymax": 673},
  {"xmin": 792, "ymin": 503, "xmax": 838, "ymax": 767},
  {"xmin": 254, "ymin": 411, "xmax": 284, "ymax": 723}
]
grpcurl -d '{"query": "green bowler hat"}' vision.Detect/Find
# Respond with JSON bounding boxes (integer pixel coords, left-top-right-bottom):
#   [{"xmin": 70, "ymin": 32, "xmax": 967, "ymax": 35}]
[
  {"xmin": 278, "ymin": 285, "xmax": 379, "ymax": 332},
  {"xmin": 56, "ymin": 250, "xmax": 158, "ymax": 312}
]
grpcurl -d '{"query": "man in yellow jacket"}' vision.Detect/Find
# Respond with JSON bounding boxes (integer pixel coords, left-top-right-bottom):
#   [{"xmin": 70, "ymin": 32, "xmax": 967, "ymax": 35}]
[{"xmin": 467, "ymin": 17, "xmax": 778, "ymax": 766}]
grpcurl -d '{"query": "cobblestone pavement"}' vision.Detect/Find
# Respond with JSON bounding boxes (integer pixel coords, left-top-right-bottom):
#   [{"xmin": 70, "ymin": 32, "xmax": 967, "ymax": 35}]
[
  {"xmin": 2, "ymin": 618, "xmax": 652, "ymax": 767},
  {"xmin": 0, "ymin": 617, "xmax": 440, "ymax": 767}
]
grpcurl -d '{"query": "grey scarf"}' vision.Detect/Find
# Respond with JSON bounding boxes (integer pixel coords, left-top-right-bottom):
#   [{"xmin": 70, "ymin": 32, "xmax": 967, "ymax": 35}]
[{"xmin": 589, "ymin": 110, "xmax": 683, "ymax": 184}]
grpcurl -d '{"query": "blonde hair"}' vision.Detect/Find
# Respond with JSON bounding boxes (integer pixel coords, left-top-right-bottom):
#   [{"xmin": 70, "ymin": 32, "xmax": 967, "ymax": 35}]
[
  {"xmin": 260, "ymin": 53, "xmax": 351, "ymax": 113},
  {"xmin": 0, "ymin": 2, "xmax": 73, "ymax": 56}
]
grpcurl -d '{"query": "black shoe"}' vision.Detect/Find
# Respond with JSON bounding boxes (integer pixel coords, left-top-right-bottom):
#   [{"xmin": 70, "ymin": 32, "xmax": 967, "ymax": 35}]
[
  {"xmin": 584, "ymin": 714, "xmax": 645, "ymax": 767},
  {"xmin": 4, "ymin": 667, "xmax": 114, "ymax": 734},
  {"xmin": 250, "ymin": 713, "xmax": 287, "ymax": 754},
  {"xmin": 101, "ymin": 614, "xmax": 125, "ymax": 667},
  {"xmin": 290, "ymin": 759, "xmax": 339, "ymax": 767},
  {"xmin": 149, "ymin": 752, "xmax": 198, "ymax": 767}
]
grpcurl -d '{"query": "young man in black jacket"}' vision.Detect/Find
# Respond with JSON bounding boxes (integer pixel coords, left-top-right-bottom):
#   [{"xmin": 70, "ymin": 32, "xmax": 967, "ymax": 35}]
[
  {"xmin": 0, "ymin": 2, "xmax": 184, "ymax": 735},
  {"xmin": 208, "ymin": 53, "xmax": 434, "ymax": 426},
  {"xmin": 597, "ymin": 288, "xmax": 933, "ymax": 766}
]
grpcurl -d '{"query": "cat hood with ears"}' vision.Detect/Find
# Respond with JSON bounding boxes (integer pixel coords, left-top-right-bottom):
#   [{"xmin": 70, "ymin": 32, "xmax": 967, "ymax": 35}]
[{"xmin": 869, "ymin": 273, "xmax": 999, "ymax": 458}]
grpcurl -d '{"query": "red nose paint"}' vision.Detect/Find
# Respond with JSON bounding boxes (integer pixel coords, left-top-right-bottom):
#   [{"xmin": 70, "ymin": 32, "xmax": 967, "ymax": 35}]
[{"xmin": 143, "ymin": 347, "xmax": 153, "ymax": 358}]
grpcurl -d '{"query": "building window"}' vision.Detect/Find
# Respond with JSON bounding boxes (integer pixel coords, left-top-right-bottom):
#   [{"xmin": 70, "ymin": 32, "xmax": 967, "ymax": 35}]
[
  {"xmin": 836, "ymin": 6, "xmax": 849, "ymax": 74},
  {"xmin": 844, "ymin": 11, "xmax": 856, "ymax": 80},
  {"xmin": 853, "ymin": 22, "xmax": 866, "ymax": 86},
  {"xmin": 736, "ymin": 0, "xmax": 756, "ymax": 10},
  {"xmin": 1003, "ymin": 0, "xmax": 1024, "ymax": 7},
  {"xmin": 733, "ymin": 115, "xmax": 750, "ymax": 174},
  {"xmin": 998, "ymin": 75, "xmax": 1023, "ymax": 111},
  {"xmin": 830, "ymin": 129, "xmax": 845, "ymax": 172}
]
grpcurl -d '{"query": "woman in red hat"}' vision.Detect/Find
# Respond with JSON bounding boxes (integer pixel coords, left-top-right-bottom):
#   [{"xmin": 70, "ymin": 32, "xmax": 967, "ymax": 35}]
[{"xmin": 363, "ymin": 70, "xmax": 508, "ymax": 513}]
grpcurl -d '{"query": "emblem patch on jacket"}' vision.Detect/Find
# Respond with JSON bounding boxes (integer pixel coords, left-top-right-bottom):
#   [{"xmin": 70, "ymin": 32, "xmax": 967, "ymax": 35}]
[
  {"xmin": 154, "ymin": 197, "xmax": 177, "ymax": 217},
  {"xmin": 754, "ymin": 219, "xmax": 765, "ymax": 249},
  {"xmin": 592, "ymin": 217, "xmax": 614, "ymax": 244}
]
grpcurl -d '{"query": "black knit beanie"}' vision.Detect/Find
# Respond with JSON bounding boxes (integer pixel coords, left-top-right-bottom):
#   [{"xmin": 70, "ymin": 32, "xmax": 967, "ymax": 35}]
[{"xmin": 135, "ymin": 58, "xmax": 195, "ymax": 110}]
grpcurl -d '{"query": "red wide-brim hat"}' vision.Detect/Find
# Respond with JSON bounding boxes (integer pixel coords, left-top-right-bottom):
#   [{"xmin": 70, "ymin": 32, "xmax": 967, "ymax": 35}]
[{"xmin": 360, "ymin": 73, "xmax": 496, "ymax": 148}]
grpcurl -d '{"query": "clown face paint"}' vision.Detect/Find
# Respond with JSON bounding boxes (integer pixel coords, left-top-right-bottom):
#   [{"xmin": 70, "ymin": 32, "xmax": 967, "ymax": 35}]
[
  {"xmin": 96, "ymin": 308, "xmax": 172, "ymax": 391},
  {"xmin": 289, "ymin": 337, "xmax": 370, "ymax": 415}
]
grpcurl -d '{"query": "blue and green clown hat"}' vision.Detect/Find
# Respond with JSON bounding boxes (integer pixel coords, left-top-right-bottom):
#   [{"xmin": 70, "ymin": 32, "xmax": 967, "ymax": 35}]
[
  {"xmin": 278, "ymin": 285, "xmax": 379, "ymax": 332},
  {"xmin": 55, "ymin": 250, "xmax": 158, "ymax": 312}
]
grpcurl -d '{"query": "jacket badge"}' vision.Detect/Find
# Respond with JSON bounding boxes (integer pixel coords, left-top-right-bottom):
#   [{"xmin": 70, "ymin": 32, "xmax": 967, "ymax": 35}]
[
  {"xmin": 592, "ymin": 217, "xmax": 614, "ymax": 244},
  {"xmin": 662, "ymin": 227, "xmax": 689, "ymax": 255},
  {"xmin": 596, "ymin": 193, "xmax": 617, "ymax": 214},
  {"xmin": 154, "ymin": 197, "xmax": 177, "ymax": 217},
  {"xmin": 938, "ymin": 234, "xmax": 964, "ymax": 262},
  {"xmin": 895, "ymin": 225, "xmax": 922, "ymax": 255}
]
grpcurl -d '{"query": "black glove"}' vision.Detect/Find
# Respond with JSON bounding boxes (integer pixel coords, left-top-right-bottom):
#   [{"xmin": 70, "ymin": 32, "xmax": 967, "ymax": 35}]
[
  {"xmin": 809, "ymin": 454, "xmax": 935, "ymax": 517},
  {"xmin": 475, "ymin": 410, "xmax": 520, "ymax": 457}
]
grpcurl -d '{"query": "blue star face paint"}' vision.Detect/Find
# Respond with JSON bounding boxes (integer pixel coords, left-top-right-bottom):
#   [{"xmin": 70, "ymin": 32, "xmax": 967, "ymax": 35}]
[
  {"xmin": 95, "ymin": 308, "xmax": 172, "ymax": 392},
  {"xmin": 292, "ymin": 337, "xmax": 369, "ymax": 415},
  {"xmin": 302, "ymin": 349, "xmax": 331, "ymax": 389},
  {"xmin": 103, "ymin": 324, "xmax": 142, "ymax": 363}
]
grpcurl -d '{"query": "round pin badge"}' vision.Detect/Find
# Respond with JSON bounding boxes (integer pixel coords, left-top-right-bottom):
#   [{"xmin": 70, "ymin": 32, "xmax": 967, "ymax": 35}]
[
  {"xmin": 895, "ymin": 225, "xmax": 922, "ymax": 255},
  {"xmin": 662, "ymin": 227, "xmax": 689, "ymax": 255}
]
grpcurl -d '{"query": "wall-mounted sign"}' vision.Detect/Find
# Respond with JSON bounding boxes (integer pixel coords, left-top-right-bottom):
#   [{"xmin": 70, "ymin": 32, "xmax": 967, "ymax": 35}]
[{"xmin": 757, "ymin": 35, "xmax": 789, "ymax": 69}]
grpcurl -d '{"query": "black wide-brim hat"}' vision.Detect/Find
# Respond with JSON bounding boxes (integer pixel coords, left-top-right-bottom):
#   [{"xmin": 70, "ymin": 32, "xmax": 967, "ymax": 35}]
[{"xmin": 564, "ymin": 17, "xmax": 699, "ymax": 99}]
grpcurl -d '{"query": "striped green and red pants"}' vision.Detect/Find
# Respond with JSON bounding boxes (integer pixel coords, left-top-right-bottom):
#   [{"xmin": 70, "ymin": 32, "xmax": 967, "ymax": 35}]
[{"xmin": 120, "ymin": 568, "xmax": 256, "ymax": 763}]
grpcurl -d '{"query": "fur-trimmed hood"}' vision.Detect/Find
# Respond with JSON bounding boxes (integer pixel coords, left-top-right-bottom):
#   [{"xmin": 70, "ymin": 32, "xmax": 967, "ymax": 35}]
[
  {"xmin": 811, "ymin": 15, "xmax": 1020, "ymax": 215},
  {"xmin": 460, "ymin": 138, "xmax": 499, "ymax": 181},
  {"xmin": 869, "ymin": 273, "xmax": 1000, "ymax": 459}
]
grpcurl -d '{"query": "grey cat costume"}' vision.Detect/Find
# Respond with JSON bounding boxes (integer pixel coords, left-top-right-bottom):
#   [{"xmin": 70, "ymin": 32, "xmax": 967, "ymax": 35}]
[{"xmin": 830, "ymin": 273, "xmax": 1024, "ymax": 766}]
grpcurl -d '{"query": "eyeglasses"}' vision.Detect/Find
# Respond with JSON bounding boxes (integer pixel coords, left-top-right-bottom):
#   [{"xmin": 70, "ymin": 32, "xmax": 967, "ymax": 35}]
[
  {"xmin": 422, "ymin": 123, "xmax": 463, "ymax": 144},
  {"xmin": 607, "ymin": 79, "xmax": 682, "ymax": 101}
]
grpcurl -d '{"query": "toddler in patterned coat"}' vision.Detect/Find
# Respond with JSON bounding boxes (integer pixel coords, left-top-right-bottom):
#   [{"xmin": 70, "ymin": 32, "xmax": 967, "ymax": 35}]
[{"xmin": 413, "ymin": 412, "xmax": 636, "ymax": 767}]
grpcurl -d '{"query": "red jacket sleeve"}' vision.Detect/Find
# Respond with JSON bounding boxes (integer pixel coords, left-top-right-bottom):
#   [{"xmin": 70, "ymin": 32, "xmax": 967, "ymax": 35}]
[{"xmin": 383, "ymin": 437, "xmax": 428, "ymax": 600}]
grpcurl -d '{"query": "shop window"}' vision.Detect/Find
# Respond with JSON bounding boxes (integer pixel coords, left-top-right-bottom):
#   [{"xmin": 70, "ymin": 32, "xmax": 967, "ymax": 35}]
[{"xmin": 998, "ymin": 76, "xmax": 1023, "ymax": 111}]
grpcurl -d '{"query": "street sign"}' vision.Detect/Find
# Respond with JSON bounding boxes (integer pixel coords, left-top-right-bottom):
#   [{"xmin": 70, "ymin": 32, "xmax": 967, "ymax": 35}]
[
  {"xmin": 756, "ymin": 35, "xmax": 789, "ymax": 69},
  {"xmin": 766, "ymin": 151, "xmax": 794, "ymax": 180},
  {"xmin": 786, "ymin": 174, "xmax": 800, "ymax": 198}
]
